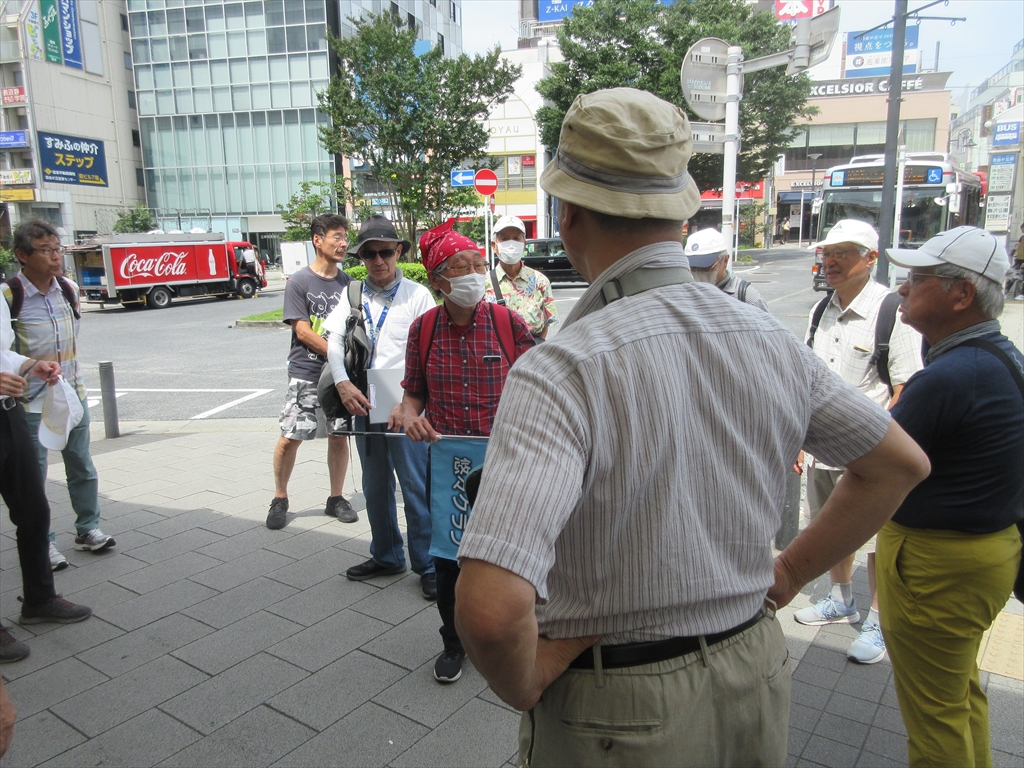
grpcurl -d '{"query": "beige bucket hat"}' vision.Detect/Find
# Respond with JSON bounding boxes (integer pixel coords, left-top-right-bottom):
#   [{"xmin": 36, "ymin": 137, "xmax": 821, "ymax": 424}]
[{"xmin": 540, "ymin": 87, "xmax": 702, "ymax": 221}]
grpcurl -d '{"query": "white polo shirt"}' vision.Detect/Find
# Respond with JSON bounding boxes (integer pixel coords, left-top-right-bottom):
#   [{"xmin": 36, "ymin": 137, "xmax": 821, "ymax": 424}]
[{"xmin": 323, "ymin": 273, "xmax": 435, "ymax": 380}]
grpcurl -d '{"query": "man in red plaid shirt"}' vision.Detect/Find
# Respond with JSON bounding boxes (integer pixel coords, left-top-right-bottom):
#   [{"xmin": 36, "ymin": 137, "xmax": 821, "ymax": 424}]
[{"xmin": 392, "ymin": 220, "xmax": 534, "ymax": 684}]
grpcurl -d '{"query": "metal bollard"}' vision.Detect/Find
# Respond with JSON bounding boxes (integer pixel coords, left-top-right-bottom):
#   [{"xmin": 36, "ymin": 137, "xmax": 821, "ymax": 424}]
[{"xmin": 98, "ymin": 361, "xmax": 120, "ymax": 438}]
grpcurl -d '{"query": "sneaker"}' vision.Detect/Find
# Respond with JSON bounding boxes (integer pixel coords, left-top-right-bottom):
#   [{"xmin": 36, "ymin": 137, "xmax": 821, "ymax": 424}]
[
  {"xmin": 433, "ymin": 649, "xmax": 465, "ymax": 683},
  {"xmin": 345, "ymin": 558, "xmax": 407, "ymax": 581},
  {"xmin": 0, "ymin": 625, "xmax": 30, "ymax": 663},
  {"xmin": 326, "ymin": 495, "xmax": 357, "ymax": 523},
  {"xmin": 18, "ymin": 595, "xmax": 92, "ymax": 625},
  {"xmin": 793, "ymin": 595, "xmax": 860, "ymax": 626},
  {"xmin": 848, "ymin": 619, "xmax": 886, "ymax": 664},
  {"xmin": 266, "ymin": 497, "xmax": 289, "ymax": 530},
  {"xmin": 49, "ymin": 542, "xmax": 69, "ymax": 571},
  {"xmin": 421, "ymin": 572, "xmax": 437, "ymax": 601},
  {"xmin": 74, "ymin": 529, "xmax": 116, "ymax": 552}
]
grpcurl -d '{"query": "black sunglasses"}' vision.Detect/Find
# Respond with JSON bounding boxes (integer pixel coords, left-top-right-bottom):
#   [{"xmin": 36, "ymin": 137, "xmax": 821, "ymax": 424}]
[{"xmin": 361, "ymin": 247, "xmax": 398, "ymax": 261}]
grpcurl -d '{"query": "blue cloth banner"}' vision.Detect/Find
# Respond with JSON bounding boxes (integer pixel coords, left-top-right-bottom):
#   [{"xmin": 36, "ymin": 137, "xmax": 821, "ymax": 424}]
[
  {"xmin": 58, "ymin": 0, "xmax": 82, "ymax": 70},
  {"xmin": 38, "ymin": 131, "xmax": 108, "ymax": 187},
  {"xmin": 428, "ymin": 437, "xmax": 488, "ymax": 561}
]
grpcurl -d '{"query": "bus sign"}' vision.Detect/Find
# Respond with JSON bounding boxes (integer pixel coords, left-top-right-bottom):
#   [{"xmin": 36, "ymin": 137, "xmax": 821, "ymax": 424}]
[{"xmin": 829, "ymin": 165, "xmax": 944, "ymax": 187}]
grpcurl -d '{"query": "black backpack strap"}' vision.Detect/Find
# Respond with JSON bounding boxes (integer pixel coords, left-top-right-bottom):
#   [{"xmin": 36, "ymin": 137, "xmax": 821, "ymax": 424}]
[
  {"xmin": 955, "ymin": 339, "xmax": 1024, "ymax": 398},
  {"xmin": 2, "ymin": 275, "xmax": 24, "ymax": 319},
  {"xmin": 869, "ymin": 292, "xmax": 902, "ymax": 397},
  {"xmin": 56, "ymin": 276, "xmax": 81, "ymax": 320},
  {"xmin": 806, "ymin": 291, "xmax": 833, "ymax": 348},
  {"xmin": 736, "ymin": 278, "xmax": 749, "ymax": 304},
  {"xmin": 489, "ymin": 269, "xmax": 505, "ymax": 306}
]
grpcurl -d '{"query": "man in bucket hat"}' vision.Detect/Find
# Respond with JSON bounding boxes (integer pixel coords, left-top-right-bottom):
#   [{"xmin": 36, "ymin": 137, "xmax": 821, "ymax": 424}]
[
  {"xmin": 453, "ymin": 87, "xmax": 929, "ymax": 766},
  {"xmin": 324, "ymin": 215, "xmax": 437, "ymax": 600},
  {"xmin": 877, "ymin": 227, "xmax": 1022, "ymax": 767}
]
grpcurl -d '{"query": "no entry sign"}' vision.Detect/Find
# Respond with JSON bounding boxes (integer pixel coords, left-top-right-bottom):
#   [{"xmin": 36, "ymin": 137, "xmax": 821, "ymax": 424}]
[{"xmin": 473, "ymin": 169, "xmax": 498, "ymax": 196}]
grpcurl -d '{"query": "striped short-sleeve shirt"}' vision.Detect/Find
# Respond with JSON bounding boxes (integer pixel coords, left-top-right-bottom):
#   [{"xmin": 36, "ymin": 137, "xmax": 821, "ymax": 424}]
[{"xmin": 459, "ymin": 242, "xmax": 891, "ymax": 644}]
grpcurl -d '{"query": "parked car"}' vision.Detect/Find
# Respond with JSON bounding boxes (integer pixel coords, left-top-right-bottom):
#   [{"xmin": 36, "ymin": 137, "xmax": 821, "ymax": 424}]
[{"xmin": 522, "ymin": 238, "xmax": 585, "ymax": 283}]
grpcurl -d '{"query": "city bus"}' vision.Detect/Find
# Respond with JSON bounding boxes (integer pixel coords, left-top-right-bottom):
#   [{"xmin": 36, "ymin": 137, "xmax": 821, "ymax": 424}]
[{"xmin": 811, "ymin": 153, "xmax": 983, "ymax": 290}]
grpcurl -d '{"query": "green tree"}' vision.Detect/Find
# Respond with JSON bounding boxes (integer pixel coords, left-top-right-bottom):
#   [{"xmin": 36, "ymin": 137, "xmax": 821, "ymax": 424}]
[
  {"xmin": 535, "ymin": 0, "xmax": 817, "ymax": 193},
  {"xmin": 277, "ymin": 181, "xmax": 335, "ymax": 242},
  {"xmin": 113, "ymin": 205, "xmax": 157, "ymax": 234},
  {"xmin": 454, "ymin": 216, "xmax": 486, "ymax": 245},
  {"xmin": 318, "ymin": 13, "xmax": 520, "ymax": 257}
]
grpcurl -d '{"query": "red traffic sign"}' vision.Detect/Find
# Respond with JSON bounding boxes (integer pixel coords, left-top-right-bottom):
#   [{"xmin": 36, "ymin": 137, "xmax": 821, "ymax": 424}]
[{"xmin": 474, "ymin": 169, "xmax": 498, "ymax": 196}]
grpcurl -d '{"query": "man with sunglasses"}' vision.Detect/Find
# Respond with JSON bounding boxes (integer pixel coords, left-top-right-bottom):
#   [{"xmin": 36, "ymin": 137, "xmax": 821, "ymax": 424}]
[
  {"xmin": 794, "ymin": 219, "xmax": 922, "ymax": 666},
  {"xmin": 879, "ymin": 227, "xmax": 1022, "ymax": 767},
  {"xmin": 324, "ymin": 216, "xmax": 437, "ymax": 599},
  {"xmin": 268, "ymin": 214, "xmax": 355, "ymax": 530},
  {"xmin": 2, "ymin": 219, "xmax": 114, "ymax": 570}
]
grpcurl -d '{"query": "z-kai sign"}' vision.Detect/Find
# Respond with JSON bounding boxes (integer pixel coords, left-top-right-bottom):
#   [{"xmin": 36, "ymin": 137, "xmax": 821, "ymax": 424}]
[{"xmin": 38, "ymin": 131, "xmax": 108, "ymax": 187}]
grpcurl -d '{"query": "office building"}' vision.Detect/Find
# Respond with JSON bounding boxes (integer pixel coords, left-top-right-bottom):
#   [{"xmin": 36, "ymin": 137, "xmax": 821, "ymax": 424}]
[
  {"xmin": 0, "ymin": 0, "xmax": 143, "ymax": 243},
  {"xmin": 129, "ymin": 0, "xmax": 463, "ymax": 258}
]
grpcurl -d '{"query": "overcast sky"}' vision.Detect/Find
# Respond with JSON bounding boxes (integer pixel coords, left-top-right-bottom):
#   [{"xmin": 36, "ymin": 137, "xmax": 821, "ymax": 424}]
[{"xmin": 460, "ymin": 0, "xmax": 1023, "ymax": 108}]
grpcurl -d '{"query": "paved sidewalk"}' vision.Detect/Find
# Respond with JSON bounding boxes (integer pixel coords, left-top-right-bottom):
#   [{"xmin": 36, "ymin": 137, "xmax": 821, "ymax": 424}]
[{"xmin": 1, "ymin": 417, "xmax": 1022, "ymax": 767}]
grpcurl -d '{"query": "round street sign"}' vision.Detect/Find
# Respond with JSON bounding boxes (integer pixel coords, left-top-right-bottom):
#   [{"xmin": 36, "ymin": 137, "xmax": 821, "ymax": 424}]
[
  {"xmin": 680, "ymin": 37, "xmax": 741, "ymax": 123},
  {"xmin": 474, "ymin": 169, "xmax": 498, "ymax": 196}
]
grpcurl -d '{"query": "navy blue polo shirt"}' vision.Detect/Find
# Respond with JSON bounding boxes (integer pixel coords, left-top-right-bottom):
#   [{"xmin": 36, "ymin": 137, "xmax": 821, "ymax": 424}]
[{"xmin": 890, "ymin": 331, "xmax": 1024, "ymax": 533}]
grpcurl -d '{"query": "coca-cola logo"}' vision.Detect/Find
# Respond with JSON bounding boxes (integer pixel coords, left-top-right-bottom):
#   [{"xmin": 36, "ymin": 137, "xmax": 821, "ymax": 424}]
[{"xmin": 119, "ymin": 250, "xmax": 189, "ymax": 280}]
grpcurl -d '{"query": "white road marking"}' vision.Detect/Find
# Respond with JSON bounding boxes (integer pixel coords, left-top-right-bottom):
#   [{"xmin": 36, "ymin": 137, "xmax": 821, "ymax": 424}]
[
  {"xmin": 190, "ymin": 389, "xmax": 274, "ymax": 419},
  {"xmin": 85, "ymin": 387, "xmax": 275, "ymax": 419}
]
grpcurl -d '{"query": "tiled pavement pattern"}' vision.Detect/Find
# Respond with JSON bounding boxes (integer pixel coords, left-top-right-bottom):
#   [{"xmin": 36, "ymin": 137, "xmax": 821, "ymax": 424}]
[{"xmin": 2, "ymin": 303, "xmax": 1022, "ymax": 768}]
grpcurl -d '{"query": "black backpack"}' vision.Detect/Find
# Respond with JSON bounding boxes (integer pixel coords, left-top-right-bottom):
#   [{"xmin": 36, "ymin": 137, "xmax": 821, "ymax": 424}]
[
  {"xmin": 317, "ymin": 280, "xmax": 369, "ymax": 420},
  {"xmin": 807, "ymin": 290, "xmax": 902, "ymax": 397}
]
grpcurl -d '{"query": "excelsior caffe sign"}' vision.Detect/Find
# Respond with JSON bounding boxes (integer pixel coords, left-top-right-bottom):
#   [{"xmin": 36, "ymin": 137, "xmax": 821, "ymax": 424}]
[{"xmin": 810, "ymin": 71, "xmax": 951, "ymax": 99}]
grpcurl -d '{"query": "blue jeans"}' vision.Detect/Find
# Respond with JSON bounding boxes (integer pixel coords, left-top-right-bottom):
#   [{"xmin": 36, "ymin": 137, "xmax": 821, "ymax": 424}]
[
  {"xmin": 354, "ymin": 416, "xmax": 433, "ymax": 575},
  {"xmin": 24, "ymin": 399, "xmax": 102, "ymax": 542}
]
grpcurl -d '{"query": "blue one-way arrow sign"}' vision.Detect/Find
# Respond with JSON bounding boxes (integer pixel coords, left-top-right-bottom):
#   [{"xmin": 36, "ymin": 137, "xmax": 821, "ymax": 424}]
[{"xmin": 451, "ymin": 169, "xmax": 475, "ymax": 186}]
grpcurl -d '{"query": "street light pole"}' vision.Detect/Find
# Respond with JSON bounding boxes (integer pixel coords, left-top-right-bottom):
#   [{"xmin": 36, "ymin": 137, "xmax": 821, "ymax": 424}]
[{"xmin": 808, "ymin": 152, "xmax": 822, "ymax": 242}]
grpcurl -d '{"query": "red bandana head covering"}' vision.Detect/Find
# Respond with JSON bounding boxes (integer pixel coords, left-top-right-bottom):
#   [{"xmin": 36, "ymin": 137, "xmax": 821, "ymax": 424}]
[{"xmin": 419, "ymin": 219, "xmax": 479, "ymax": 273}]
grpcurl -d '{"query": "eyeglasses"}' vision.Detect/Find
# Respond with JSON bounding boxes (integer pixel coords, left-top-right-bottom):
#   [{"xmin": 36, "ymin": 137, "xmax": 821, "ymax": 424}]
[
  {"xmin": 33, "ymin": 246, "xmax": 64, "ymax": 257},
  {"xmin": 906, "ymin": 271, "xmax": 957, "ymax": 287},
  {"xmin": 821, "ymin": 247, "xmax": 863, "ymax": 261},
  {"xmin": 360, "ymin": 247, "xmax": 397, "ymax": 261},
  {"xmin": 320, "ymin": 233, "xmax": 348, "ymax": 243},
  {"xmin": 437, "ymin": 262, "xmax": 487, "ymax": 277}
]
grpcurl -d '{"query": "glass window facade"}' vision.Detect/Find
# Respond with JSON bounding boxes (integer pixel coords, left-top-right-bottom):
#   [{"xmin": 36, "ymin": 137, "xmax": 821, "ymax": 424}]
[
  {"xmin": 131, "ymin": 0, "xmax": 334, "ymax": 216},
  {"xmin": 129, "ymin": 0, "xmax": 463, "ymax": 218},
  {"xmin": 784, "ymin": 119, "xmax": 937, "ymax": 171}
]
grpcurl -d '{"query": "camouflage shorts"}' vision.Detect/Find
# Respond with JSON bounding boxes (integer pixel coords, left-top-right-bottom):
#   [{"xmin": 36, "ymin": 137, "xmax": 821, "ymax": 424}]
[{"xmin": 279, "ymin": 378, "xmax": 351, "ymax": 440}]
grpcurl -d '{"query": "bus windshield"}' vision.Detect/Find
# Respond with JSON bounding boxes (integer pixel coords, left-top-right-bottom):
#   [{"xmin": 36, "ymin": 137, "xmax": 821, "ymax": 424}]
[{"xmin": 818, "ymin": 188, "xmax": 950, "ymax": 248}]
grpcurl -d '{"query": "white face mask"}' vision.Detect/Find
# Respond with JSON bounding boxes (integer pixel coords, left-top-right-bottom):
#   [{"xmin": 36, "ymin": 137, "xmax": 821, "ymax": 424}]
[
  {"xmin": 496, "ymin": 240, "xmax": 525, "ymax": 264},
  {"xmin": 442, "ymin": 272, "xmax": 487, "ymax": 308},
  {"xmin": 690, "ymin": 268, "xmax": 719, "ymax": 284}
]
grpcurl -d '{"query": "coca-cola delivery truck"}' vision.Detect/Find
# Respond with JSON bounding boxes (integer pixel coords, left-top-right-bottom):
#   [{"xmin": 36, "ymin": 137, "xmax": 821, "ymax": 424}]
[{"xmin": 66, "ymin": 232, "xmax": 267, "ymax": 309}]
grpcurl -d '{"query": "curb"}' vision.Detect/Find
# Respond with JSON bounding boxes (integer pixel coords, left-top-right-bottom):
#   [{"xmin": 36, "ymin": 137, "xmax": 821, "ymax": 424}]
[{"xmin": 234, "ymin": 320, "xmax": 287, "ymax": 328}]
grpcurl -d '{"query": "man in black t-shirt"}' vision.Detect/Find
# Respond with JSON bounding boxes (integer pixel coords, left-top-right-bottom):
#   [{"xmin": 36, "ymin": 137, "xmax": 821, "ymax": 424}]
[
  {"xmin": 267, "ymin": 214, "xmax": 355, "ymax": 530},
  {"xmin": 881, "ymin": 227, "xmax": 1023, "ymax": 767}
]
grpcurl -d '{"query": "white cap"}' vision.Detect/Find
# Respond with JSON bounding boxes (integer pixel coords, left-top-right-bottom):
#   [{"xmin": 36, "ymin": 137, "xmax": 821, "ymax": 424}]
[
  {"xmin": 38, "ymin": 377, "xmax": 84, "ymax": 451},
  {"xmin": 683, "ymin": 229, "xmax": 729, "ymax": 268},
  {"xmin": 493, "ymin": 215, "xmax": 526, "ymax": 237},
  {"xmin": 887, "ymin": 226, "xmax": 1009, "ymax": 285},
  {"xmin": 811, "ymin": 219, "xmax": 879, "ymax": 252}
]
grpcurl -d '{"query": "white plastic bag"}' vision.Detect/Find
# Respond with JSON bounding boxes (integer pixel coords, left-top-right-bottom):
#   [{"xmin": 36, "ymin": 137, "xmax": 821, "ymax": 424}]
[{"xmin": 39, "ymin": 376, "xmax": 84, "ymax": 451}]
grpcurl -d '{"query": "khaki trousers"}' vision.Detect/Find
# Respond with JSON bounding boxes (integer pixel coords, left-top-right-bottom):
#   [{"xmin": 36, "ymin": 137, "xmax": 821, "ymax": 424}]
[
  {"xmin": 877, "ymin": 521, "xmax": 1021, "ymax": 768},
  {"xmin": 518, "ymin": 612, "xmax": 790, "ymax": 768}
]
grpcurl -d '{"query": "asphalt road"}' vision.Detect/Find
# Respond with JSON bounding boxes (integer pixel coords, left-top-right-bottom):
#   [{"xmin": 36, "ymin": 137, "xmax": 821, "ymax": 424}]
[{"xmin": 75, "ymin": 247, "xmax": 817, "ymax": 423}]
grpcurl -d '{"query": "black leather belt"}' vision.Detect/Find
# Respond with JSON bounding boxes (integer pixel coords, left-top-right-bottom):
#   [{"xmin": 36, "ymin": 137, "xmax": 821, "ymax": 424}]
[{"xmin": 569, "ymin": 610, "xmax": 765, "ymax": 670}]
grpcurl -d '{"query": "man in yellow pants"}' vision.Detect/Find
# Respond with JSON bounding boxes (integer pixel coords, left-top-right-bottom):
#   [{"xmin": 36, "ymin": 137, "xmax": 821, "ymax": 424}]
[{"xmin": 881, "ymin": 227, "xmax": 1023, "ymax": 767}]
